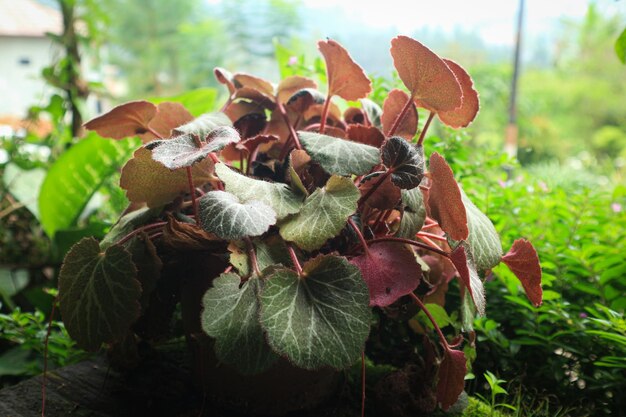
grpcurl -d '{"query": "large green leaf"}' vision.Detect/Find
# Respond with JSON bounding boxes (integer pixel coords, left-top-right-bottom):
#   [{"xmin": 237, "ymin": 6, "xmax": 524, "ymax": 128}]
[
  {"xmin": 396, "ymin": 187, "xmax": 427, "ymax": 239},
  {"xmin": 2, "ymin": 163, "xmax": 46, "ymax": 218},
  {"xmin": 260, "ymin": 255, "xmax": 370, "ymax": 369},
  {"xmin": 58, "ymin": 238, "xmax": 141, "ymax": 351},
  {"xmin": 215, "ymin": 163, "xmax": 303, "ymax": 219},
  {"xmin": 616, "ymin": 28, "xmax": 626, "ymax": 64},
  {"xmin": 198, "ymin": 190, "xmax": 276, "ymax": 240},
  {"xmin": 279, "ymin": 176, "xmax": 359, "ymax": 251},
  {"xmin": 150, "ymin": 88, "xmax": 218, "ymax": 117},
  {"xmin": 201, "ymin": 273, "xmax": 278, "ymax": 374},
  {"xmin": 39, "ymin": 134, "xmax": 138, "ymax": 236},
  {"xmin": 298, "ymin": 131, "xmax": 379, "ymax": 176},
  {"xmin": 451, "ymin": 189, "xmax": 502, "ymax": 271}
]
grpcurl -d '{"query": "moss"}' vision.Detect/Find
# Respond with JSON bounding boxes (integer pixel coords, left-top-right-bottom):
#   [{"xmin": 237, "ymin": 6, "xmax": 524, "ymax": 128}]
[{"xmin": 461, "ymin": 397, "xmax": 511, "ymax": 417}]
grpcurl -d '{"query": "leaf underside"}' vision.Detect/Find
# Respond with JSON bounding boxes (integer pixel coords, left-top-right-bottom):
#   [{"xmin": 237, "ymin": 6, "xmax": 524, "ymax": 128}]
[
  {"xmin": 437, "ymin": 349, "xmax": 467, "ymax": 411},
  {"xmin": 501, "ymin": 239, "xmax": 543, "ymax": 306}
]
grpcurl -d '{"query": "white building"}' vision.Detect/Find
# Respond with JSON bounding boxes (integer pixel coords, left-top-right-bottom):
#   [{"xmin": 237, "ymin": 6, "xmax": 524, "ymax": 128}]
[{"xmin": 0, "ymin": 0, "xmax": 61, "ymax": 118}]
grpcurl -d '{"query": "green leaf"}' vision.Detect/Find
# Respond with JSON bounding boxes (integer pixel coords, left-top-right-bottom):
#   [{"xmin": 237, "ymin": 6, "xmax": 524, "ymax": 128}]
[
  {"xmin": 260, "ymin": 255, "xmax": 370, "ymax": 369},
  {"xmin": 201, "ymin": 273, "xmax": 278, "ymax": 374},
  {"xmin": 58, "ymin": 238, "xmax": 141, "ymax": 351},
  {"xmin": 417, "ymin": 303, "xmax": 452, "ymax": 329},
  {"xmin": 279, "ymin": 176, "xmax": 359, "ymax": 251},
  {"xmin": 39, "ymin": 134, "xmax": 138, "ymax": 237},
  {"xmin": 616, "ymin": 27, "xmax": 626, "ymax": 64},
  {"xmin": 381, "ymin": 137, "xmax": 425, "ymax": 189},
  {"xmin": 147, "ymin": 126, "xmax": 239, "ymax": 170},
  {"xmin": 172, "ymin": 112, "xmax": 232, "ymax": 137},
  {"xmin": 451, "ymin": 189, "xmax": 502, "ymax": 271},
  {"xmin": 230, "ymin": 235, "xmax": 293, "ymax": 276},
  {"xmin": 198, "ymin": 190, "xmax": 276, "ymax": 240},
  {"xmin": 298, "ymin": 131, "xmax": 379, "ymax": 176},
  {"xmin": 215, "ymin": 163, "xmax": 303, "ymax": 219},
  {"xmin": 150, "ymin": 88, "xmax": 218, "ymax": 117},
  {"xmin": 2, "ymin": 163, "xmax": 46, "ymax": 218},
  {"xmin": 396, "ymin": 187, "xmax": 426, "ymax": 239}
]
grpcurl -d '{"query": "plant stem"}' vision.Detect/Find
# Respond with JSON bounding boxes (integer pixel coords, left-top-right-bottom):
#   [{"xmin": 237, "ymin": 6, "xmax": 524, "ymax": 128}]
[
  {"xmin": 319, "ymin": 93, "xmax": 332, "ymax": 134},
  {"xmin": 410, "ymin": 292, "xmax": 451, "ymax": 351},
  {"xmin": 117, "ymin": 222, "xmax": 167, "ymax": 246},
  {"xmin": 417, "ymin": 231, "xmax": 446, "ymax": 242},
  {"xmin": 245, "ymin": 238, "xmax": 261, "ymax": 277},
  {"xmin": 348, "ymin": 218, "xmax": 369, "ymax": 255},
  {"xmin": 287, "ymin": 244, "xmax": 303, "ymax": 275},
  {"xmin": 186, "ymin": 167, "xmax": 199, "ymax": 225},
  {"xmin": 367, "ymin": 236, "xmax": 450, "ymax": 257},
  {"xmin": 417, "ymin": 111, "xmax": 435, "ymax": 146},
  {"xmin": 278, "ymin": 115, "xmax": 302, "ymax": 161},
  {"xmin": 277, "ymin": 101, "xmax": 302, "ymax": 150},
  {"xmin": 41, "ymin": 298, "xmax": 57, "ymax": 417},
  {"xmin": 416, "ymin": 234, "xmax": 440, "ymax": 249},
  {"xmin": 147, "ymin": 126, "xmax": 164, "ymax": 140},
  {"xmin": 387, "ymin": 94, "xmax": 414, "ymax": 137},
  {"xmin": 220, "ymin": 96, "xmax": 233, "ymax": 113},
  {"xmin": 361, "ymin": 351, "xmax": 366, "ymax": 417},
  {"xmin": 358, "ymin": 170, "xmax": 392, "ymax": 209}
]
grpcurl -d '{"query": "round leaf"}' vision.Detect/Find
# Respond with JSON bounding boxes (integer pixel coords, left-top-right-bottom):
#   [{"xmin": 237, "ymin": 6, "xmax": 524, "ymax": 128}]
[
  {"xmin": 437, "ymin": 60, "xmax": 480, "ymax": 129},
  {"xmin": 318, "ymin": 39, "xmax": 372, "ymax": 101},
  {"xmin": 381, "ymin": 136, "xmax": 425, "ymax": 189},
  {"xmin": 382, "ymin": 89, "xmax": 418, "ymax": 140}
]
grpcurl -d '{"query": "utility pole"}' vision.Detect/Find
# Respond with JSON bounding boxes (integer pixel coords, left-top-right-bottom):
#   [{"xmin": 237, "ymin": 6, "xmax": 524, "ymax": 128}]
[{"xmin": 505, "ymin": 0, "xmax": 525, "ymax": 158}]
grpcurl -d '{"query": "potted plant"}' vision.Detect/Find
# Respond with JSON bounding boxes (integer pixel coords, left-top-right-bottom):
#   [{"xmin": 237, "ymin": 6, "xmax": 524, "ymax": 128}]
[{"xmin": 55, "ymin": 35, "xmax": 542, "ymax": 415}]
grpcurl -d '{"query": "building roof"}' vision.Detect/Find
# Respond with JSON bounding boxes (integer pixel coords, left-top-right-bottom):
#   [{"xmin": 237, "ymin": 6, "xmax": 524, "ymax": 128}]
[{"xmin": 0, "ymin": 0, "xmax": 61, "ymax": 37}]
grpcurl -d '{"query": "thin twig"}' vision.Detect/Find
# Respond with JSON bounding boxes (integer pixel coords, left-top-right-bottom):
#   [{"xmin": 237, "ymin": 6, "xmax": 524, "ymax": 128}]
[
  {"xmin": 417, "ymin": 111, "xmax": 435, "ymax": 146},
  {"xmin": 410, "ymin": 293, "xmax": 451, "ymax": 351},
  {"xmin": 186, "ymin": 167, "xmax": 199, "ymax": 225},
  {"xmin": 387, "ymin": 94, "xmax": 414, "ymax": 137},
  {"xmin": 287, "ymin": 244, "xmax": 303, "ymax": 275}
]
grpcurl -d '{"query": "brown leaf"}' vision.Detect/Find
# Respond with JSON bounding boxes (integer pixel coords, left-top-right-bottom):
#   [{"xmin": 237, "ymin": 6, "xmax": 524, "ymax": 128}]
[
  {"xmin": 233, "ymin": 73, "xmax": 275, "ymax": 97},
  {"xmin": 214, "ymin": 67, "xmax": 236, "ymax": 94},
  {"xmin": 350, "ymin": 242, "xmax": 421, "ymax": 307},
  {"xmin": 147, "ymin": 102, "xmax": 194, "ymax": 140},
  {"xmin": 426, "ymin": 152, "xmax": 468, "ymax": 241},
  {"xmin": 161, "ymin": 216, "xmax": 223, "ymax": 251},
  {"xmin": 224, "ymin": 101, "xmax": 267, "ymax": 140},
  {"xmin": 221, "ymin": 134, "xmax": 278, "ymax": 161},
  {"xmin": 346, "ymin": 124, "xmax": 385, "ymax": 148},
  {"xmin": 436, "ymin": 349, "xmax": 466, "ymax": 411},
  {"xmin": 344, "ymin": 107, "xmax": 366, "ymax": 125},
  {"xmin": 501, "ymin": 239, "xmax": 542, "ymax": 307},
  {"xmin": 224, "ymin": 101, "xmax": 265, "ymax": 123},
  {"xmin": 436, "ymin": 60, "xmax": 479, "ymax": 128},
  {"xmin": 382, "ymin": 89, "xmax": 418, "ymax": 140},
  {"xmin": 321, "ymin": 125, "xmax": 347, "ymax": 139},
  {"xmin": 303, "ymin": 102, "xmax": 343, "ymax": 125},
  {"xmin": 286, "ymin": 88, "xmax": 325, "ymax": 113},
  {"xmin": 120, "ymin": 147, "xmax": 213, "ymax": 207},
  {"xmin": 318, "ymin": 39, "xmax": 372, "ymax": 101},
  {"xmin": 360, "ymin": 175, "xmax": 401, "ymax": 210},
  {"xmin": 276, "ymin": 76, "xmax": 318, "ymax": 104},
  {"xmin": 390, "ymin": 36, "xmax": 462, "ymax": 112},
  {"xmin": 233, "ymin": 87, "xmax": 276, "ymax": 110},
  {"xmin": 84, "ymin": 100, "xmax": 157, "ymax": 140}
]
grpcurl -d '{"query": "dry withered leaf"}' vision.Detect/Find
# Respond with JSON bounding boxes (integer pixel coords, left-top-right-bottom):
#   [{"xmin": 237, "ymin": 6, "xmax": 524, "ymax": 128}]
[
  {"xmin": 382, "ymin": 89, "xmax": 418, "ymax": 140},
  {"xmin": 390, "ymin": 36, "xmax": 462, "ymax": 112},
  {"xmin": 120, "ymin": 147, "xmax": 213, "ymax": 207},
  {"xmin": 84, "ymin": 100, "xmax": 157, "ymax": 140},
  {"xmin": 147, "ymin": 102, "xmax": 194, "ymax": 140},
  {"xmin": 346, "ymin": 124, "xmax": 385, "ymax": 148},
  {"xmin": 318, "ymin": 39, "xmax": 372, "ymax": 101},
  {"xmin": 426, "ymin": 152, "xmax": 468, "ymax": 241},
  {"xmin": 161, "ymin": 216, "xmax": 223, "ymax": 251},
  {"xmin": 436, "ymin": 60, "xmax": 479, "ymax": 129},
  {"xmin": 276, "ymin": 76, "xmax": 318, "ymax": 104},
  {"xmin": 501, "ymin": 239, "xmax": 543, "ymax": 307}
]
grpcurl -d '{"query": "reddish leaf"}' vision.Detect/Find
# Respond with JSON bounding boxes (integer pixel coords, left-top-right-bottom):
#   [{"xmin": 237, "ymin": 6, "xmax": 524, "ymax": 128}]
[
  {"xmin": 344, "ymin": 107, "xmax": 366, "ymax": 125},
  {"xmin": 359, "ymin": 174, "xmax": 401, "ymax": 210},
  {"xmin": 233, "ymin": 73, "xmax": 275, "ymax": 97},
  {"xmin": 214, "ymin": 67, "xmax": 236, "ymax": 94},
  {"xmin": 502, "ymin": 239, "xmax": 543, "ymax": 307},
  {"xmin": 350, "ymin": 242, "xmax": 421, "ymax": 307},
  {"xmin": 233, "ymin": 87, "xmax": 276, "ymax": 110},
  {"xmin": 390, "ymin": 36, "xmax": 462, "ymax": 112},
  {"xmin": 437, "ymin": 349, "xmax": 466, "ymax": 411},
  {"xmin": 224, "ymin": 101, "xmax": 265, "ymax": 123},
  {"xmin": 221, "ymin": 134, "xmax": 278, "ymax": 161},
  {"xmin": 346, "ymin": 124, "xmax": 385, "ymax": 148},
  {"xmin": 437, "ymin": 60, "xmax": 479, "ymax": 128},
  {"xmin": 450, "ymin": 245, "xmax": 486, "ymax": 315},
  {"xmin": 276, "ymin": 76, "xmax": 318, "ymax": 104},
  {"xmin": 84, "ymin": 100, "xmax": 157, "ymax": 140},
  {"xmin": 427, "ymin": 152, "xmax": 468, "ymax": 241},
  {"xmin": 321, "ymin": 125, "xmax": 347, "ymax": 139},
  {"xmin": 147, "ymin": 102, "xmax": 194, "ymax": 140},
  {"xmin": 120, "ymin": 147, "xmax": 213, "ymax": 207},
  {"xmin": 318, "ymin": 39, "xmax": 372, "ymax": 101},
  {"xmin": 303, "ymin": 102, "xmax": 343, "ymax": 125},
  {"xmin": 382, "ymin": 89, "xmax": 418, "ymax": 140},
  {"xmin": 286, "ymin": 88, "xmax": 325, "ymax": 113}
]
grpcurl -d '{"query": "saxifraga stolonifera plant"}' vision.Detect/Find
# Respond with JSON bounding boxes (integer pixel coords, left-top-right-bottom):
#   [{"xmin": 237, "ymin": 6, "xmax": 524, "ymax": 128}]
[{"xmin": 54, "ymin": 36, "xmax": 542, "ymax": 414}]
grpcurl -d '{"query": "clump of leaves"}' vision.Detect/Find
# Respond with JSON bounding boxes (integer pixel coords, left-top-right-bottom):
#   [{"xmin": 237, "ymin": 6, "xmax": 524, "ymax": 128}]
[{"xmin": 57, "ymin": 36, "xmax": 542, "ymax": 413}]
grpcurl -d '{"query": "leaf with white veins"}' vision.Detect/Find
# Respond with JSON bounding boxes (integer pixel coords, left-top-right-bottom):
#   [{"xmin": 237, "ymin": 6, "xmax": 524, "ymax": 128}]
[
  {"xmin": 172, "ymin": 112, "xmax": 232, "ymax": 137},
  {"xmin": 215, "ymin": 163, "xmax": 303, "ymax": 219},
  {"xmin": 279, "ymin": 176, "xmax": 359, "ymax": 251},
  {"xmin": 298, "ymin": 131, "xmax": 379, "ymax": 176},
  {"xmin": 201, "ymin": 273, "xmax": 278, "ymax": 374},
  {"xmin": 381, "ymin": 137, "xmax": 425, "ymax": 189},
  {"xmin": 260, "ymin": 255, "xmax": 370, "ymax": 369},
  {"xmin": 199, "ymin": 191, "xmax": 276, "ymax": 240},
  {"xmin": 396, "ymin": 187, "xmax": 427, "ymax": 239}
]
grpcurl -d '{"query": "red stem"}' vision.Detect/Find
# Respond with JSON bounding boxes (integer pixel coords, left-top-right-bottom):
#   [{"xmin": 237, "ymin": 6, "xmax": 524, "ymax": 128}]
[
  {"xmin": 277, "ymin": 101, "xmax": 302, "ymax": 150},
  {"xmin": 41, "ymin": 299, "xmax": 56, "ymax": 417},
  {"xmin": 417, "ymin": 111, "xmax": 435, "ymax": 146},
  {"xmin": 417, "ymin": 235, "xmax": 441, "ymax": 249},
  {"xmin": 410, "ymin": 293, "xmax": 451, "ymax": 351},
  {"xmin": 358, "ymin": 170, "xmax": 392, "ymax": 209},
  {"xmin": 220, "ymin": 96, "xmax": 233, "ymax": 113},
  {"xmin": 421, "ymin": 222, "xmax": 438, "ymax": 230},
  {"xmin": 287, "ymin": 244, "xmax": 303, "ymax": 275},
  {"xmin": 367, "ymin": 236, "xmax": 450, "ymax": 257},
  {"xmin": 117, "ymin": 222, "xmax": 167, "ymax": 246},
  {"xmin": 278, "ymin": 115, "xmax": 302, "ymax": 161},
  {"xmin": 245, "ymin": 238, "xmax": 261, "ymax": 277},
  {"xmin": 186, "ymin": 167, "xmax": 199, "ymax": 225},
  {"xmin": 386, "ymin": 94, "xmax": 414, "ymax": 137},
  {"xmin": 417, "ymin": 231, "xmax": 447, "ymax": 242},
  {"xmin": 348, "ymin": 218, "xmax": 369, "ymax": 255},
  {"xmin": 147, "ymin": 126, "xmax": 164, "ymax": 140},
  {"xmin": 318, "ymin": 93, "xmax": 332, "ymax": 134},
  {"xmin": 361, "ymin": 351, "xmax": 366, "ymax": 417}
]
